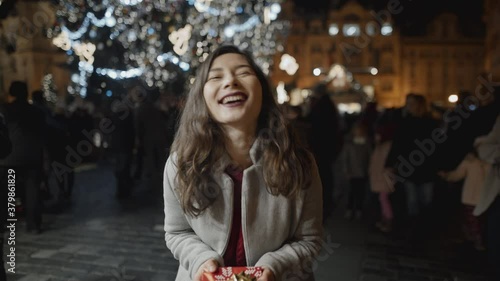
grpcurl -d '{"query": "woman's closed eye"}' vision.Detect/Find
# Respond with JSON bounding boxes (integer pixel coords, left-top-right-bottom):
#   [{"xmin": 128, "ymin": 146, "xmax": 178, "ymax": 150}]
[
  {"xmin": 237, "ymin": 71, "xmax": 252, "ymax": 76},
  {"xmin": 207, "ymin": 76, "xmax": 221, "ymax": 81}
]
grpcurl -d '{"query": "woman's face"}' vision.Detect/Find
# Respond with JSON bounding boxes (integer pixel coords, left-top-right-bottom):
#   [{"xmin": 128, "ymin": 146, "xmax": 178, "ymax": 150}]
[{"xmin": 203, "ymin": 53, "xmax": 263, "ymax": 129}]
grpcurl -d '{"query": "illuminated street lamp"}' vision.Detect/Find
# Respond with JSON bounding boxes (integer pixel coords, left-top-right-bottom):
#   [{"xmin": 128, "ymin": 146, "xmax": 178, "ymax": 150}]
[
  {"xmin": 448, "ymin": 94, "xmax": 458, "ymax": 103},
  {"xmin": 313, "ymin": 68, "xmax": 321, "ymax": 76}
]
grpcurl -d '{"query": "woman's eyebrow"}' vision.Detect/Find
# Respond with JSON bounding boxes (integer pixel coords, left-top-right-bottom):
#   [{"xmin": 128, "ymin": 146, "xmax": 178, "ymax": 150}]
[
  {"xmin": 209, "ymin": 68, "xmax": 223, "ymax": 72},
  {"xmin": 235, "ymin": 65, "xmax": 252, "ymax": 70},
  {"xmin": 209, "ymin": 65, "xmax": 252, "ymax": 72}
]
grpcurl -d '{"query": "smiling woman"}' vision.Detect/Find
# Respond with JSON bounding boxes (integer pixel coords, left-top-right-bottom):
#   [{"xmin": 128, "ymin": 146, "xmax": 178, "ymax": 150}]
[
  {"xmin": 203, "ymin": 53, "xmax": 263, "ymax": 131},
  {"xmin": 163, "ymin": 45, "xmax": 323, "ymax": 281}
]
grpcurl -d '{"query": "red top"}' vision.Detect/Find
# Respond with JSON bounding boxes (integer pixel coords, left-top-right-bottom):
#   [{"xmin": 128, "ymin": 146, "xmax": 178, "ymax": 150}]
[{"xmin": 223, "ymin": 166, "xmax": 247, "ymax": 266}]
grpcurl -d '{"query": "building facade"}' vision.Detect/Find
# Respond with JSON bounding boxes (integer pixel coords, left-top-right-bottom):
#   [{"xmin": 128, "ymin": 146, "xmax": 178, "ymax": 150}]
[
  {"xmin": 484, "ymin": 0, "xmax": 500, "ymax": 80},
  {"xmin": 400, "ymin": 14, "xmax": 484, "ymax": 105},
  {"xmin": 0, "ymin": 0, "xmax": 69, "ymax": 100},
  {"xmin": 271, "ymin": 1, "xmax": 485, "ymax": 108}
]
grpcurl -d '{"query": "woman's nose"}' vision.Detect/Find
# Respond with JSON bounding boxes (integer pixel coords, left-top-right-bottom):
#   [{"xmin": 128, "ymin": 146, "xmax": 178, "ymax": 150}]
[{"xmin": 223, "ymin": 74, "xmax": 238, "ymax": 88}]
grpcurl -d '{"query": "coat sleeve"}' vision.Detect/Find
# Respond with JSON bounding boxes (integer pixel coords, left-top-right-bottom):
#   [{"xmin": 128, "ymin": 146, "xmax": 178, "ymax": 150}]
[
  {"xmin": 163, "ymin": 156, "xmax": 224, "ymax": 280},
  {"xmin": 385, "ymin": 126, "xmax": 404, "ymax": 168},
  {"xmin": 255, "ymin": 161, "xmax": 323, "ymax": 280},
  {"xmin": 476, "ymin": 116, "xmax": 500, "ymax": 164},
  {"xmin": 443, "ymin": 159, "xmax": 468, "ymax": 182}
]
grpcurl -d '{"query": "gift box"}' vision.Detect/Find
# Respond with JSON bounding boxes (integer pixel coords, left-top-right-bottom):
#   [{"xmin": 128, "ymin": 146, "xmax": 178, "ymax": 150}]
[{"xmin": 201, "ymin": 266, "xmax": 263, "ymax": 281}]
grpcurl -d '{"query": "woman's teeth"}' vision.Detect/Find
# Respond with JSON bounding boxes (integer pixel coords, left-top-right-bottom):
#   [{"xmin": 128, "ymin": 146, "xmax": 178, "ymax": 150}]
[{"xmin": 222, "ymin": 95, "xmax": 246, "ymax": 104}]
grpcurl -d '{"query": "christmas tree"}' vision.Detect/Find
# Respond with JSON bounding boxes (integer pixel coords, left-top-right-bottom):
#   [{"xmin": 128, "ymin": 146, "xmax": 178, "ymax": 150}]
[{"xmin": 49, "ymin": 0, "xmax": 288, "ymax": 100}]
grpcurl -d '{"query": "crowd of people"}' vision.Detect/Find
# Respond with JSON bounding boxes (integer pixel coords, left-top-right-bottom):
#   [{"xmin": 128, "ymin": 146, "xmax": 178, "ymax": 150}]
[
  {"xmin": 285, "ymin": 80, "xmax": 500, "ymax": 280},
  {"xmin": 0, "ymin": 50, "xmax": 499, "ymax": 280},
  {"xmin": 0, "ymin": 80, "xmax": 183, "ymax": 229}
]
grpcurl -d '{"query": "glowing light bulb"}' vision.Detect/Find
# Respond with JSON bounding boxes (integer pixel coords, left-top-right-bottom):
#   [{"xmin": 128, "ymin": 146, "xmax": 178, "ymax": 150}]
[{"xmin": 448, "ymin": 94, "xmax": 458, "ymax": 103}]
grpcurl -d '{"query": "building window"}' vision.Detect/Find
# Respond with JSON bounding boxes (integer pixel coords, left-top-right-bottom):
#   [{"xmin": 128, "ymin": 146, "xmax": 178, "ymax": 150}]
[
  {"xmin": 381, "ymin": 43, "xmax": 392, "ymax": 51},
  {"xmin": 329, "ymin": 43, "xmax": 336, "ymax": 53},
  {"xmin": 410, "ymin": 61, "xmax": 416, "ymax": 79},
  {"xmin": 343, "ymin": 24, "xmax": 360, "ymax": 37},
  {"xmin": 329, "ymin": 24, "xmax": 339, "ymax": 36},
  {"xmin": 381, "ymin": 23, "xmax": 393, "ymax": 36},
  {"xmin": 344, "ymin": 14, "xmax": 360, "ymax": 22},
  {"xmin": 292, "ymin": 20, "xmax": 305, "ymax": 34},
  {"xmin": 345, "ymin": 52, "xmax": 362, "ymax": 67},
  {"xmin": 380, "ymin": 53, "xmax": 393, "ymax": 73},
  {"xmin": 366, "ymin": 22, "xmax": 377, "ymax": 36},
  {"xmin": 420, "ymin": 50, "xmax": 431, "ymax": 58},
  {"xmin": 311, "ymin": 45, "xmax": 322, "ymax": 54},
  {"xmin": 309, "ymin": 20, "xmax": 323, "ymax": 34},
  {"xmin": 373, "ymin": 50, "xmax": 380, "ymax": 67},
  {"xmin": 456, "ymin": 63, "xmax": 465, "ymax": 89},
  {"xmin": 427, "ymin": 62, "xmax": 433, "ymax": 89},
  {"xmin": 381, "ymin": 61, "xmax": 393, "ymax": 73},
  {"xmin": 443, "ymin": 62, "xmax": 449, "ymax": 85},
  {"xmin": 382, "ymin": 82, "xmax": 393, "ymax": 92}
]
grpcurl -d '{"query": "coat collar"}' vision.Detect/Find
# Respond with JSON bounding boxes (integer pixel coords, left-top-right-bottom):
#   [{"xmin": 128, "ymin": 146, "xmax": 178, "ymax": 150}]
[
  {"xmin": 214, "ymin": 136, "xmax": 264, "ymax": 174},
  {"xmin": 249, "ymin": 136, "xmax": 264, "ymax": 165}
]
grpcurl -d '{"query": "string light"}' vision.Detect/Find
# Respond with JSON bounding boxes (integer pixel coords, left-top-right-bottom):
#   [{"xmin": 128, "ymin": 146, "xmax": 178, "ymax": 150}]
[
  {"xmin": 279, "ymin": 54, "xmax": 299, "ymax": 75},
  {"xmin": 96, "ymin": 67, "xmax": 143, "ymax": 79},
  {"xmin": 169, "ymin": 25, "xmax": 193, "ymax": 56},
  {"xmin": 50, "ymin": 0, "xmax": 288, "ymax": 96},
  {"xmin": 52, "ymin": 30, "xmax": 72, "ymax": 51},
  {"xmin": 42, "ymin": 74, "xmax": 58, "ymax": 103},
  {"xmin": 276, "ymin": 81, "xmax": 289, "ymax": 104},
  {"xmin": 73, "ymin": 42, "xmax": 96, "ymax": 64}
]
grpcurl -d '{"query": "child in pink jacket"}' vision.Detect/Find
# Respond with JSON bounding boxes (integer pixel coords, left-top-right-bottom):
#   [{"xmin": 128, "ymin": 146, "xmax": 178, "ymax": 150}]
[{"xmin": 369, "ymin": 125, "xmax": 397, "ymax": 232}]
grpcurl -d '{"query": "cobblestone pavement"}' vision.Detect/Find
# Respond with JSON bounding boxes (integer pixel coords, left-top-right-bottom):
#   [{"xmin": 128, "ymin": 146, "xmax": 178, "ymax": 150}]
[{"xmin": 4, "ymin": 163, "xmax": 489, "ymax": 281}]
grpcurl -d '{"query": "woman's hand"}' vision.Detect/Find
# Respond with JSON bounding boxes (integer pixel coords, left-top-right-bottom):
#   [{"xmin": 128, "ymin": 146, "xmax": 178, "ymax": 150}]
[
  {"xmin": 257, "ymin": 267, "xmax": 275, "ymax": 281},
  {"xmin": 194, "ymin": 259, "xmax": 219, "ymax": 281}
]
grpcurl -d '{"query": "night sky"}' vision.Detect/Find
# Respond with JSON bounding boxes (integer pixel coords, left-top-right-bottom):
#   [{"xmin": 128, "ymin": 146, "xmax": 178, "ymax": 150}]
[
  {"xmin": 293, "ymin": 0, "xmax": 485, "ymax": 36},
  {"xmin": 0, "ymin": 0, "xmax": 485, "ymax": 36}
]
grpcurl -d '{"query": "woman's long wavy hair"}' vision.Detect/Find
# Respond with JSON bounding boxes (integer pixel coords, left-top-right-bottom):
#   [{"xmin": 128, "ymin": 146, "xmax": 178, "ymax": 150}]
[{"xmin": 172, "ymin": 45, "xmax": 313, "ymax": 217}]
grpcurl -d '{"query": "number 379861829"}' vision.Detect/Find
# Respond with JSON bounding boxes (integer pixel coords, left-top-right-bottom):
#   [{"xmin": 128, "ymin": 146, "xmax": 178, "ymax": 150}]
[{"xmin": 7, "ymin": 169, "xmax": 16, "ymax": 217}]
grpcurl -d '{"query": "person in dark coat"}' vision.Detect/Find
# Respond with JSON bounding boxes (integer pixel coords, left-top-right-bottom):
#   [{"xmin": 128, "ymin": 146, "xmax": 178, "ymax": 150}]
[
  {"xmin": 0, "ymin": 113, "xmax": 10, "ymax": 158},
  {"xmin": 135, "ymin": 92, "xmax": 169, "ymax": 193},
  {"xmin": 47, "ymin": 104, "xmax": 74, "ymax": 203},
  {"xmin": 385, "ymin": 94, "xmax": 438, "ymax": 218},
  {"xmin": 110, "ymin": 101, "xmax": 135, "ymax": 198},
  {"xmin": 31, "ymin": 90, "xmax": 76, "ymax": 203},
  {"xmin": 0, "ymin": 81, "xmax": 46, "ymax": 233},
  {"xmin": 307, "ymin": 82, "xmax": 343, "ymax": 222},
  {"xmin": 439, "ymin": 80, "xmax": 500, "ymax": 171}
]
